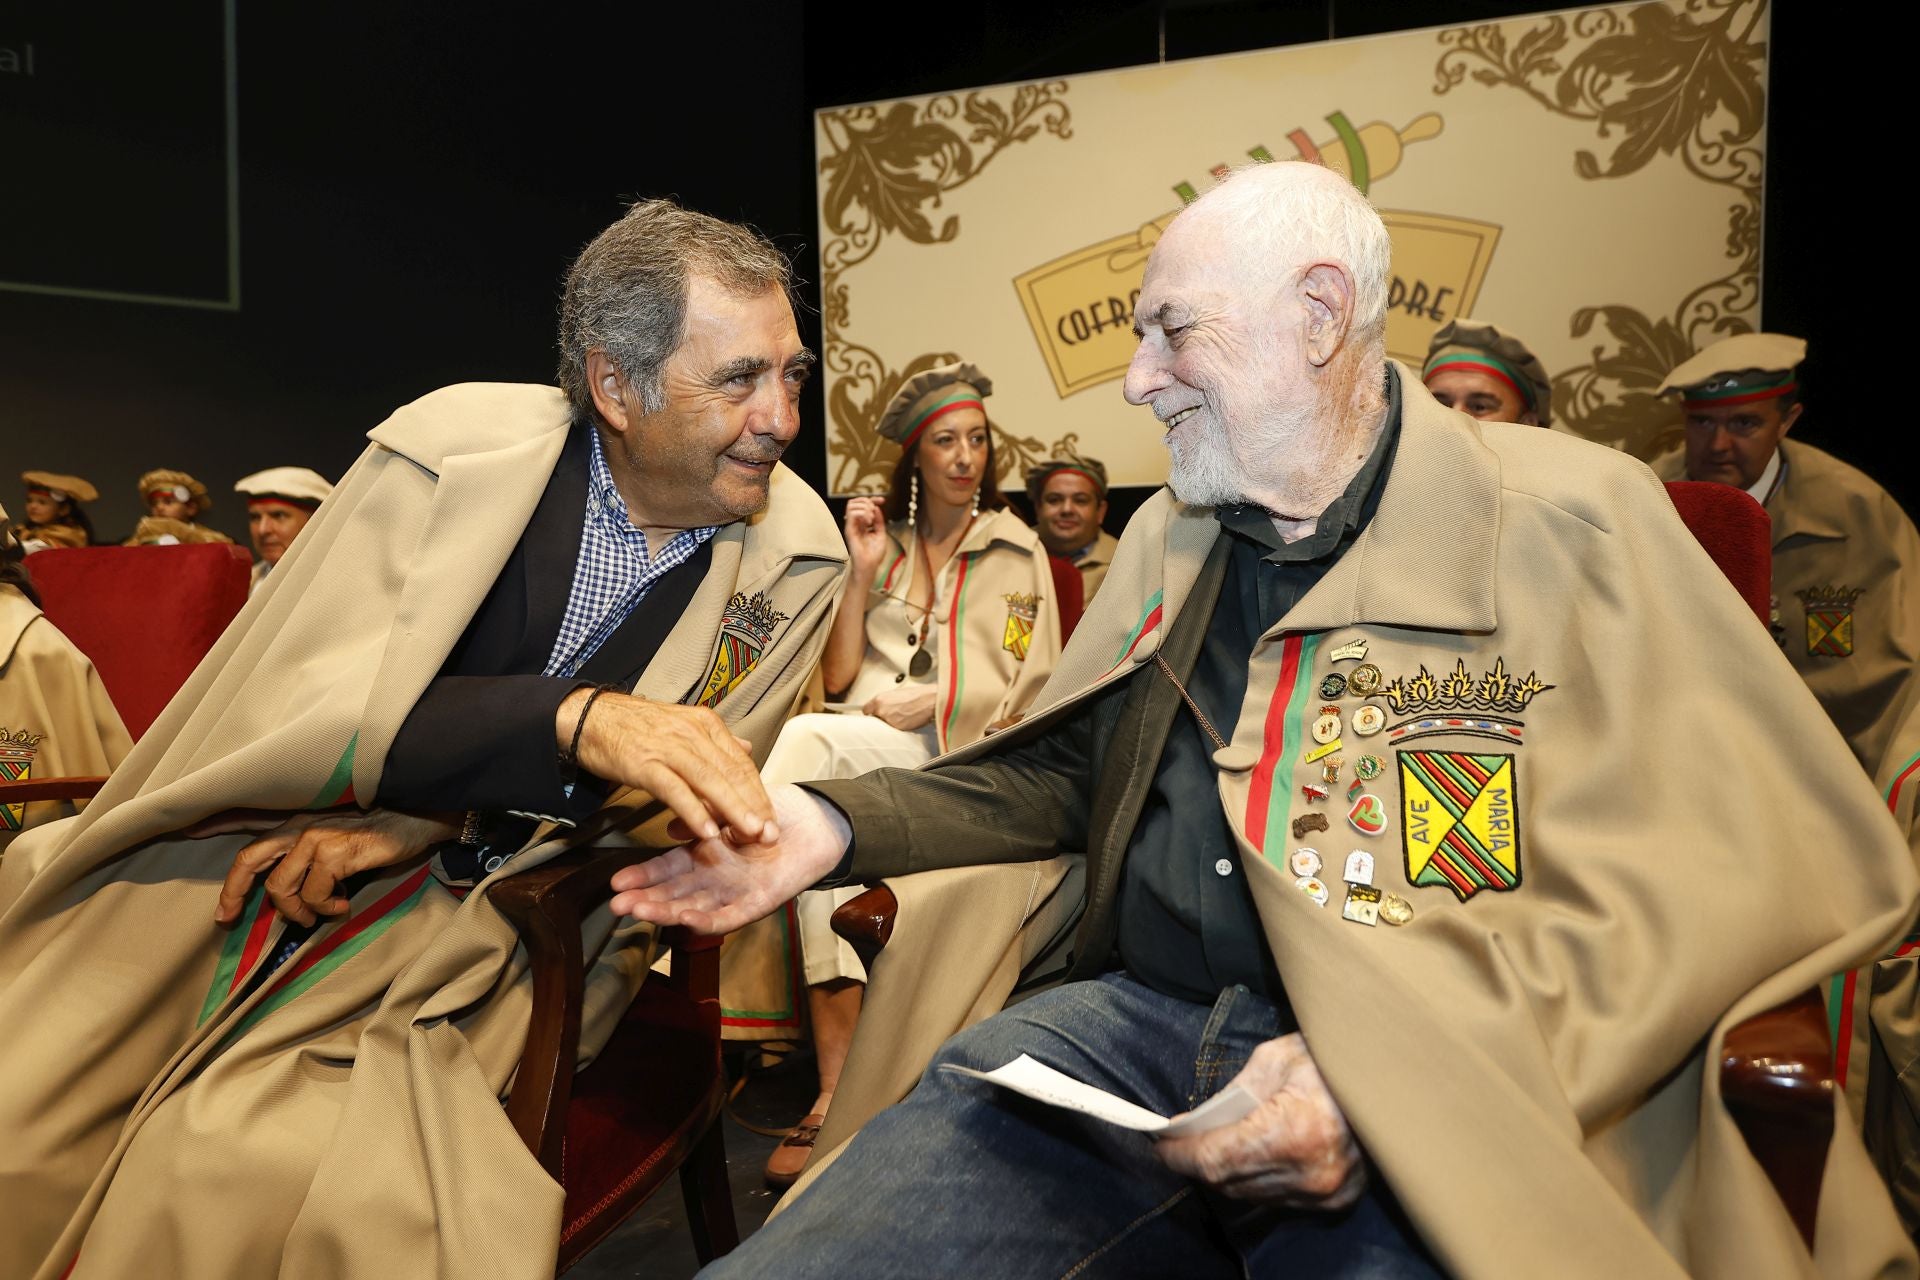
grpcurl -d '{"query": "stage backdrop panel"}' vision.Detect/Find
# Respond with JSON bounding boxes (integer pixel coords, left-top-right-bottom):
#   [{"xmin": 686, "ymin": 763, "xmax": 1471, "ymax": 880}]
[{"xmin": 815, "ymin": 0, "xmax": 1767, "ymax": 494}]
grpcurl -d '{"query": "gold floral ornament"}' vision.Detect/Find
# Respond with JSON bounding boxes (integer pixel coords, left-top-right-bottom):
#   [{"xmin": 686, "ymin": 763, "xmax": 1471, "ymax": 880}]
[
  {"xmin": 1382, "ymin": 659, "xmax": 1554, "ymax": 716},
  {"xmin": 818, "ymin": 85, "xmax": 1074, "ymax": 494},
  {"xmin": 1434, "ymin": 0, "xmax": 1768, "ymax": 460}
]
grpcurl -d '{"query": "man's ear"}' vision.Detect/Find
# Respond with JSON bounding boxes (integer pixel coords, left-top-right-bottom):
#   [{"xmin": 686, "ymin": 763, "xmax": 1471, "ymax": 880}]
[
  {"xmin": 1778, "ymin": 401, "xmax": 1804, "ymax": 439},
  {"xmin": 1299, "ymin": 263, "xmax": 1356, "ymax": 369},
  {"xmin": 587, "ymin": 349, "xmax": 638, "ymax": 434}
]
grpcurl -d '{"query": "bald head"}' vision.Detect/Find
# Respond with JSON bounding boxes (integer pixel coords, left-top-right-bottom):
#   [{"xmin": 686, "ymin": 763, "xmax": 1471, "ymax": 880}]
[
  {"xmin": 1167, "ymin": 162, "xmax": 1391, "ymax": 343},
  {"xmin": 1123, "ymin": 162, "xmax": 1393, "ymax": 517}
]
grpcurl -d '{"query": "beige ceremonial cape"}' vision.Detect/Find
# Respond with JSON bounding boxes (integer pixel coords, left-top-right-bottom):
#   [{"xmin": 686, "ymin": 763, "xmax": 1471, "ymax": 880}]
[
  {"xmin": 0, "ymin": 383, "xmax": 846, "ymax": 1279},
  {"xmin": 798, "ymin": 373, "xmax": 1918, "ymax": 1278},
  {"xmin": 0, "ymin": 585, "xmax": 132, "ymax": 861},
  {"xmin": 866, "ymin": 507, "xmax": 1061, "ymax": 753},
  {"xmin": 1073, "ymin": 527, "xmax": 1120, "ymax": 604}
]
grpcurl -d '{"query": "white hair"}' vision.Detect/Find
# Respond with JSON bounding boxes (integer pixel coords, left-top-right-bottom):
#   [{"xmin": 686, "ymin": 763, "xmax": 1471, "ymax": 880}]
[{"xmin": 1181, "ymin": 161, "xmax": 1391, "ymax": 345}]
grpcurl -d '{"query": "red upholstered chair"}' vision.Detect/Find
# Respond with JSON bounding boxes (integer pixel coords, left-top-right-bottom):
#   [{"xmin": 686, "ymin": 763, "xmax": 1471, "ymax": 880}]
[
  {"xmin": 1663, "ymin": 479, "xmax": 1834, "ymax": 1243},
  {"xmin": 835, "ymin": 487, "xmax": 1835, "ymax": 1249},
  {"xmin": 491, "ymin": 849, "xmax": 738, "ymax": 1273},
  {"xmin": 1664, "ymin": 481, "xmax": 1773, "ymax": 625},
  {"xmin": 1047, "ymin": 554, "xmax": 1085, "ymax": 646},
  {"xmin": 25, "ymin": 543, "xmax": 252, "ymax": 739}
]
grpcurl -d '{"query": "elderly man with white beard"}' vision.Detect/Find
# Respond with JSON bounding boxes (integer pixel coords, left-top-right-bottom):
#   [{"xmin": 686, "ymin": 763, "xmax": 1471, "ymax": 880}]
[{"xmin": 609, "ymin": 163, "xmax": 1917, "ymax": 1279}]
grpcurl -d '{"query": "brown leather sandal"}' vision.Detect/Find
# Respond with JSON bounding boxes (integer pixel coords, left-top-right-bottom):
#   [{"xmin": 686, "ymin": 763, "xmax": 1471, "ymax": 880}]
[{"xmin": 763, "ymin": 1111, "xmax": 827, "ymax": 1189}]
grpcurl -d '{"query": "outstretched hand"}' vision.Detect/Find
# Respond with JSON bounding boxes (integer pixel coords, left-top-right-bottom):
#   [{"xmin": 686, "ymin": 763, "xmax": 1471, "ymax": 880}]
[
  {"xmin": 1155, "ymin": 1032, "xmax": 1365, "ymax": 1209},
  {"xmin": 607, "ymin": 783, "xmax": 850, "ymax": 934}
]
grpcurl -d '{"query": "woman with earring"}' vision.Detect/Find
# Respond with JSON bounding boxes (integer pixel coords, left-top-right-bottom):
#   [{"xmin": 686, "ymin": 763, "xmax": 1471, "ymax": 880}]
[{"xmin": 738, "ymin": 361, "xmax": 1060, "ymax": 1186}]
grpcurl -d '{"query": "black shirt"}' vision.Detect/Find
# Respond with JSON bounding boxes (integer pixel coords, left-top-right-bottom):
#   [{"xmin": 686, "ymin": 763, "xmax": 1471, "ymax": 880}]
[{"xmin": 1114, "ymin": 368, "xmax": 1404, "ymax": 1006}]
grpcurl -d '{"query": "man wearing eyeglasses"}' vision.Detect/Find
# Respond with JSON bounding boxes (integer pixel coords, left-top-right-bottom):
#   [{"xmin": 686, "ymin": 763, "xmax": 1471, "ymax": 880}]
[{"xmin": 1656, "ymin": 333, "xmax": 1920, "ymax": 781}]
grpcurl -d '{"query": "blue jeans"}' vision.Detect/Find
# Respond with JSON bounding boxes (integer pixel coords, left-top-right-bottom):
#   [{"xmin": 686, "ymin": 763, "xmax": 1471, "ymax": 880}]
[{"xmin": 703, "ymin": 973, "xmax": 1440, "ymax": 1279}]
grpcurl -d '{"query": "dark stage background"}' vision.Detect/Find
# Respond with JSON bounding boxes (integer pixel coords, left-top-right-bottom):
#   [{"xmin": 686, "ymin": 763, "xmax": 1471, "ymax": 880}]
[{"xmin": 1, "ymin": 1, "xmax": 1866, "ymax": 542}]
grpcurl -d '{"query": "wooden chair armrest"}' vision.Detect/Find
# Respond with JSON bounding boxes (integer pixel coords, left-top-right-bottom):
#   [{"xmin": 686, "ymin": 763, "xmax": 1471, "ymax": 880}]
[
  {"xmin": 0, "ymin": 776, "xmax": 109, "ymax": 805},
  {"xmin": 490, "ymin": 846, "xmax": 722, "ymax": 1177},
  {"xmin": 829, "ymin": 884, "xmax": 898, "ymax": 972},
  {"xmin": 1720, "ymin": 988, "xmax": 1834, "ymax": 1248},
  {"xmin": 488, "ymin": 847, "xmax": 629, "ymax": 1175}
]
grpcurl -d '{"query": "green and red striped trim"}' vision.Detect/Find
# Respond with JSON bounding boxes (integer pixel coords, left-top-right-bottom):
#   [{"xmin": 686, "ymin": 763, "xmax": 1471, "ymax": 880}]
[
  {"xmin": 198, "ymin": 884, "xmax": 279, "ymax": 1025},
  {"xmin": 1829, "ymin": 968, "xmax": 1861, "ymax": 1087},
  {"xmin": 1883, "ymin": 749, "xmax": 1920, "ymax": 814},
  {"xmin": 899, "ymin": 390, "xmax": 985, "ymax": 452},
  {"xmin": 1108, "ymin": 591, "xmax": 1165, "ymax": 673},
  {"xmin": 938, "ymin": 553, "xmax": 974, "ymax": 750},
  {"xmin": 1681, "ymin": 372, "xmax": 1796, "ymax": 411},
  {"xmin": 1826, "ymin": 746, "xmax": 1920, "ymax": 1086},
  {"xmin": 1422, "ymin": 352, "xmax": 1535, "ymax": 409},
  {"xmin": 221, "ymin": 866, "xmax": 435, "ymax": 1042},
  {"xmin": 879, "ymin": 550, "xmax": 907, "ymax": 594},
  {"xmin": 721, "ymin": 901, "xmax": 804, "ymax": 1029},
  {"xmin": 1244, "ymin": 633, "xmax": 1322, "ymax": 864},
  {"xmin": 310, "ymin": 733, "xmax": 358, "ymax": 809}
]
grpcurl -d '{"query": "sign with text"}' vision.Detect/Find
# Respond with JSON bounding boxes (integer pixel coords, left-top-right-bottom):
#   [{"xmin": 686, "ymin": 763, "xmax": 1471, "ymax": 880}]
[{"xmin": 816, "ymin": 1, "xmax": 1768, "ymax": 490}]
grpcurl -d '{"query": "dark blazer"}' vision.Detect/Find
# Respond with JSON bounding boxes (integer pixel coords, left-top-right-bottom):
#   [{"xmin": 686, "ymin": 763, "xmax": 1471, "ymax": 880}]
[
  {"xmin": 377, "ymin": 424, "xmax": 712, "ymax": 818},
  {"xmin": 811, "ymin": 532, "xmax": 1231, "ymax": 982}
]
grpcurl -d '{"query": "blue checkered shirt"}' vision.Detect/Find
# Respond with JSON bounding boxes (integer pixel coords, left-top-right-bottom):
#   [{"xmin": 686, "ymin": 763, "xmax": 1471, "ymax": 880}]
[{"xmin": 543, "ymin": 429, "xmax": 719, "ymax": 679}]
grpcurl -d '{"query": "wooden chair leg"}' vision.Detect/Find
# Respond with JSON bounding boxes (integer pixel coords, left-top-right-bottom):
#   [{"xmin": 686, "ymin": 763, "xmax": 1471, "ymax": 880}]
[{"xmin": 679, "ymin": 1112, "xmax": 740, "ymax": 1264}]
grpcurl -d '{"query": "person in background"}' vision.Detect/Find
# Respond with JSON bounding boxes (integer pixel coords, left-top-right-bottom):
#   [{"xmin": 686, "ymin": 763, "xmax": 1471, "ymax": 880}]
[
  {"xmin": 1421, "ymin": 318, "xmax": 1550, "ymax": 426},
  {"xmin": 124, "ymin": 469, "xmax": 233, "ymax": 546},
  {"xmin": 1027, "ymin": 454, "xmax": 1118, "ymax": 603},
  {"xmin": 11, "ymin": 473, "xmax": 97, "ymax": 552},
  {"xmin": 234, "ymin": 466, "xmax": 332, "ymax": 589},
  {"xmin": 0, "ymin": 507, "xmax": 131, "ymax": 864},
  {"xmin": 1653, "ymin": 333, "xmax": 1920, "ymax": 778},
  {"xmin": 740, "ymin": 360, "xmax": 1061, "ymax": 1188},
  {"xmin": 1655, "ymin": 333, "xmax": 1920, "ymax": 1232}
]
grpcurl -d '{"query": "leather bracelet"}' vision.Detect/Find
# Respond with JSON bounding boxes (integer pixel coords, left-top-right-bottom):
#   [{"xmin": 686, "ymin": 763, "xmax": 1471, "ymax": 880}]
[{"xmin": 558, "ymin": 682, "xmax": 621, "ymax": 776}]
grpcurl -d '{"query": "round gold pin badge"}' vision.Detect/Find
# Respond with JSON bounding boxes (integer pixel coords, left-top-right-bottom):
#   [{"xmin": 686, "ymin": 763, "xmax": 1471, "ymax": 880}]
[{"xmin": 1379, "ymin": 894, "xmax": 1414, "ymax": 926}]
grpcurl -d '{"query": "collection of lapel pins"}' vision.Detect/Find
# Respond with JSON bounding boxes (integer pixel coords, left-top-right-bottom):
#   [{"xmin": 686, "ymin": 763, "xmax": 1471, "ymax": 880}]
[{"xmin": 1292, "ymin": 638, "xmax": 1413, "ymax": 928}]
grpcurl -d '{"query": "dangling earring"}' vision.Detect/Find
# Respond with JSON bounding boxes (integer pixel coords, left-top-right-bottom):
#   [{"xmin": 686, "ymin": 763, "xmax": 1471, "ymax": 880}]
[
  {"xmin": 908, "ymin": 471, "xmax": 920, "ymax": 531},
  {"xmin": 970, "ymin": 484, "xmax": 981, "ymax": 519}
]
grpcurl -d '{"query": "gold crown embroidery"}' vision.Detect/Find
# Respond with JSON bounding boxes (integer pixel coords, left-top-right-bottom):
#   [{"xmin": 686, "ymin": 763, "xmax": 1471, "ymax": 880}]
[
  {"xmin": 720, "ymin": 591, "xmax": 788, "ymax": 647},
  {"xmin": 1796, "ymin": 585, "xmax": 1864, "ymax": 610},
  {"xmin": 1380, "ymin": 658, "xmax": 1553, "ymax": 717},
  {"xmin": 1001, "ymin": 592, "xmax": 1040, "ymax": 621}
]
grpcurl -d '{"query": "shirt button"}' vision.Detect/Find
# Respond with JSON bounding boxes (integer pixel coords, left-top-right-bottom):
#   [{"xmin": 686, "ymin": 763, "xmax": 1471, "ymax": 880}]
[
  {"xmin": 1214, "ymin": 858, "xmax": 1233, "ymax": 877},
  {"xmin": 894, "ymin": 673, "xmax": 905, "ymax": 683}
]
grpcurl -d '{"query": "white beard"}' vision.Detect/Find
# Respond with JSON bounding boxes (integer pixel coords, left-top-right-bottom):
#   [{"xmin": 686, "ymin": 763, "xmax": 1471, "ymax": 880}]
[
  {"xmin": 1164, "ymin": 393, "xmax": 1323, "ymax": 510},
  {"xmin": 1164, "ymin": 409, "xmax": 1252, "ymax": 507}
]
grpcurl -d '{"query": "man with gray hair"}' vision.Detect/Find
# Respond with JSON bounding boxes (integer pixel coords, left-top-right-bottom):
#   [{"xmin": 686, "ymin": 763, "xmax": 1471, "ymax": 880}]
[
  {"xmin": 613, "ymin": 163, "xmax": 1916, "ymax": 1276},
  {"xmin": 0, "ymin": 199, "xmax": 847, "ymax": 1275}
]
